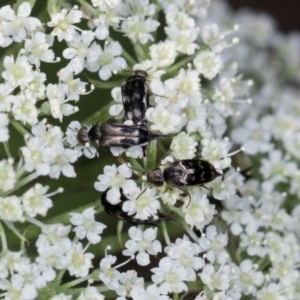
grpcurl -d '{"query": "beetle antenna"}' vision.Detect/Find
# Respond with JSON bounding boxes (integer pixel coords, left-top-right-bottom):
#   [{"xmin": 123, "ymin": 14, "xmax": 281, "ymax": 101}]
[{"xmin": 136, "ymin": 184, "xmax": 149, "ymax": 200}]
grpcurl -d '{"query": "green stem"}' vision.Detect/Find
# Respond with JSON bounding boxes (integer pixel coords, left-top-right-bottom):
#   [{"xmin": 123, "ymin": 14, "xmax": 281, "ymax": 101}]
[
  {"xmin": 4, "ymin": 221, "xmax": 28, "ymax": 243},
  {"xmin": 257, "ymin": 257, "xmax": 271, "ymax": 272},
  {"xmin": 0, "ymin": 221, "xmax": 8, "ymax": 251},
  {"xmin": 3, "ymin": 142, "xmax": 12, "ymax": 159},
  {"xmin": 173, "ymin": 293, "xmax": 179, "ymax": 300},
  {"xmin": 0, "ymin": 172, "xmax": 39, "ymax": 197},
  {"xmin": 76, "ymin": 0, "xmax": 97, "ymax": 15},
  {"xmin": 26, "ymin": 216, "xmax": 45, "ymax": 228},
  {"xmin": 161, "ymin": 221, "xmax": 171, "ymax": 246},
  {"xmin": 10, "ymin": 119, "xmax": 30, "ymax": 136},
  {"xmin": 87, "ymin": 78, "xmax": 124, "ymax": 89},
  {"xmin": 146, "ymin": 139, "xmax": 157, "ymax": 171},
  {"xmin": 164, "ymin": 53, "xmax": 197, "ymax": 76},
  {"xmin": 180, "ymin": 220, "xmax": 199, "ymax": 243},
  {"xmin": 51, "ymin": 269, "xmax": 66, "ymax": 288},
  {"xmin": 117, "ymin": 220, "xmax": 124, "ymax": 248},
  {"xmin": 134, "ymin": 43, "xmax": 148, "ymax": 62},
  {"xmin": 58, "ymin": 270, "xmax": 100, "ymax": 290}
]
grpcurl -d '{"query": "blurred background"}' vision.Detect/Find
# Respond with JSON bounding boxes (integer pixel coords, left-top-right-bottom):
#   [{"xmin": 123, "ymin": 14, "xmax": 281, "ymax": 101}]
[{"xmin": 227, "ymin": 0, "xmax": 300, "ymax": 33}]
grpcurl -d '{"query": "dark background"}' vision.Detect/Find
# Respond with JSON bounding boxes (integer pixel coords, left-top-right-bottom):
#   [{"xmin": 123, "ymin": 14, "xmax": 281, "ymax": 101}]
[{"xmin": 227, "ymin": 0, "xmax": 300, "ymax": 33}]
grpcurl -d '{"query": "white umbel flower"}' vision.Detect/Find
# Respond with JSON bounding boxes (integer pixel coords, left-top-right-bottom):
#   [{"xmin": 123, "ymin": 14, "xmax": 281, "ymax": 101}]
[
  {"xmin": 12, "ymin": 94, "xmax": 38, "ymax": 125},
  {"xmin": 70, "ymin": 207, "xmax": 106, "ymax": 244},
  {"xmin": 0, "ymin": 196, "xmax": 24, "ymax": 222},
  {"xmin": 146, "ymin": 104, "xmax": 185, "ymax": 134},
  {"xmin": 149, "ymin": 40, "xmax": 177, "ymax": 68},
  {"xmin": 0, "ymin": 159, "xmax": 16, "ymax": 191},
  {"xmin": 121, "ymin": 16, "xmax": 159, "ymax": 45},
  {"xmin": 2, "ymin": 55, "xmax": 34, "ymax": 88},
  {"xmin": 21, "ymin": 183, "xmax": 53, "ymax": 217},
  {"xmin": 151, "ymin": 257, "xmax": 189, "ymax": 294},
  {"xmin": 122, "ymin": 227, "xmax": 162, "ymax": 266},
  {"xmin": 94, "ymin": 163, "xmax": 137, "ymax": 204},
  {"xmin": 237, "ymin": 259, "xmax": 264, "ymax": 296},
  {"xmin": 170, "ymin": 132, "xmax": 197, "ymax": 160},
  {"xmin": 182, "ymin": 189, "xmax": 216, "ymax": 231},
  {"xmin": 65, "ymin": 242, "xmax": 94, "ymax": 278},
  {"xmin": 47, "ymin": 7, "xmax": 82, "ymax": 42},
  {"xmin": 193, "ymin": 50, "xmax": 223, "ymax": 80},
  {"xmin": 122, "ymin": 185, "xmax": 161, "ymax": 220},
  {"xmin": 77, "ymin": 286, "xmax": 105, "ymax": 300},
  {"xmin": 87, "ymin": 41, "xmax": 127, "ymax": 81},
  {"xmin": 0, "ymin": 113, "xmax": 9, "ymax": 142},
  {"xmin": 99, "ymin": 255, "xmax": 121, "ymax": 290}
]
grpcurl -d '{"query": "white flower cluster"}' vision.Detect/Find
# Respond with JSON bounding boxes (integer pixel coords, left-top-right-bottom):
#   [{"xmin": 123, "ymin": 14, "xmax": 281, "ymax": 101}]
[{"xmin": 1, "ymin": 0, "xmax": 300, "ymax": 299}]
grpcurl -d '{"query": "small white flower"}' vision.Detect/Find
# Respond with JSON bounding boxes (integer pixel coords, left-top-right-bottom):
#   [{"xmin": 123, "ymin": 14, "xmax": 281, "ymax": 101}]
[
  {"xmin": 2, "ymin": 55, "xmax": 34, "ymax": 88},
  {"xmin": 146, "ymin": 104, "xmax": 185, "ymax": 134},
  {"xmin": 77, "ymin": 286, "xmax": 105, "ymax": 300},
  {"xmin": 0, "ymin": 159, "xmax": 16, "ymax": 191},
  {"xmin": 165, "ymin": 24, "xmax": 199, "ymax": 55},
  {"xmin": 70, "ymin": 207, "xmax": 106, "ymax": 244},
  {"xmin": 0, "ymin": 196, "xmax": 24, "ymax": 222},
  {"xmin": 24, "ymin": 70, "xmax": 46, "ymax": 100},
  {"xmin": 12, "ymin": 93, "xmax": 38, "ymax": 125},
  {"xmin": 240, "ymin": 222, "xmax": 267, "ymax": 257},
  {"xmin": 165, "ymin": 235, "xmax": 203, "ymax": 281},
  {"xmin": 231, "ymin": 117, "xmax": 273, "ymax": 155},
  {"xmin": 87, "ymin": 41, "xmax": 127, "ymax": 81},
  {"xmin": 175, "ymin": 68, "xmax": 201, "ymax": 98},
  {"xmin": 256, "ymin": 283, "xmax": 285, "ymax": 300},
  {"xmin": 116, "ymin": 270, "xmax": 144, "ymax": 297},
  {"xmin": 237, "ymin": 259, "xmax": 264, "ymax": 296},
  {"xmin": 4, "ymin": 2, "xmax": 41, "ymax": 42},
  {"xmin": 94, "ymin": 163, "xmax": 137, "ymax": 204},
  {"xmin": 50, "ymin": 293, "xmax": 72, "ymax": 300},
  {"xmin": 21, "ymin": 137, "xmax": 54, "ymax": 176},
  {"xmin": 0, "ymin": 82, "xmax": 14, "ymax": 112},
  {"xmin": 47, "ymin": 7, "xmax": 82, "ymax": 42},
  {"xmin": 21, "ymin": 183, "xmax": 53, "ymax": 218},
  {"xmin": 201, "ymin": 138, "xmax": 232, "ymax": 170},
  {"xmin": 99, "ymin": 255, "xmax": 121, "ymax": 290},
  {"xmin": 201, "ymin": 23, "xmax": 237, "ymax": 53},
  {"xmin": 49, "ymin": 146, "xmax": 79, "ymax": 179},
  {"xmin": 199, "ymin": 263, "xmax": 231, "ymax": 291},
  {"xmin": 62, "ymin": 31, "xmax": 94, "ymax": 74},
  {"xmin": 170, "ymin": 132, "xmax": 197, "ymax": 160},
  {"xmin": 109, "ymin": 87, "xmax": 124, "ymax": 119},
  {"xmin": 209, "ymin": 176, "xmax": 236, "ymax": 201},
  {"xmin": 58, "ymin": 67, "xmax": 88, "ymax": 101},
  {"xmin": 24, "ymin": 32, "xmax": 55, "ymax": 67},
  {"xmin": 122, "ymin": 185, "xmax": 161, "ymax": 220},
  {"xmin": 122, "ymin": 227, "xmax": 162, "ymax": 266},
  {"xmin": 0, "ymin": 113, "xmax": 9, "ymax": 142},
  {"xmin": 131, "ymin": 285, "xmax": 171, "ymax": 300},
  {"xmin": 151, "ymin": 257, "xmax": 188, "ymax": 294},
  {"xmin": 182, "ymin": 189, "xmax": 216, "ymax": 231},
  {"xmin": 121, "ymin": 16, "xmax": 159, "ymax": 45},
  {"xmin": 193, "ymin": 50, "xmax": 223, "ymax": 80},
  {"xmin": 198, "ymin": 225, "xmax": 229, "ymax": 264},
  {"xmin": 65, "ymin": 242, "xmax": 94, "ymax": 278},
  {"xmin": 149, "ymin": 40, "xmax": 177, "ymax": 68},
  {"xmin": 47, "ymin": 83, "xmax": 78, "ymax": 122}
]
